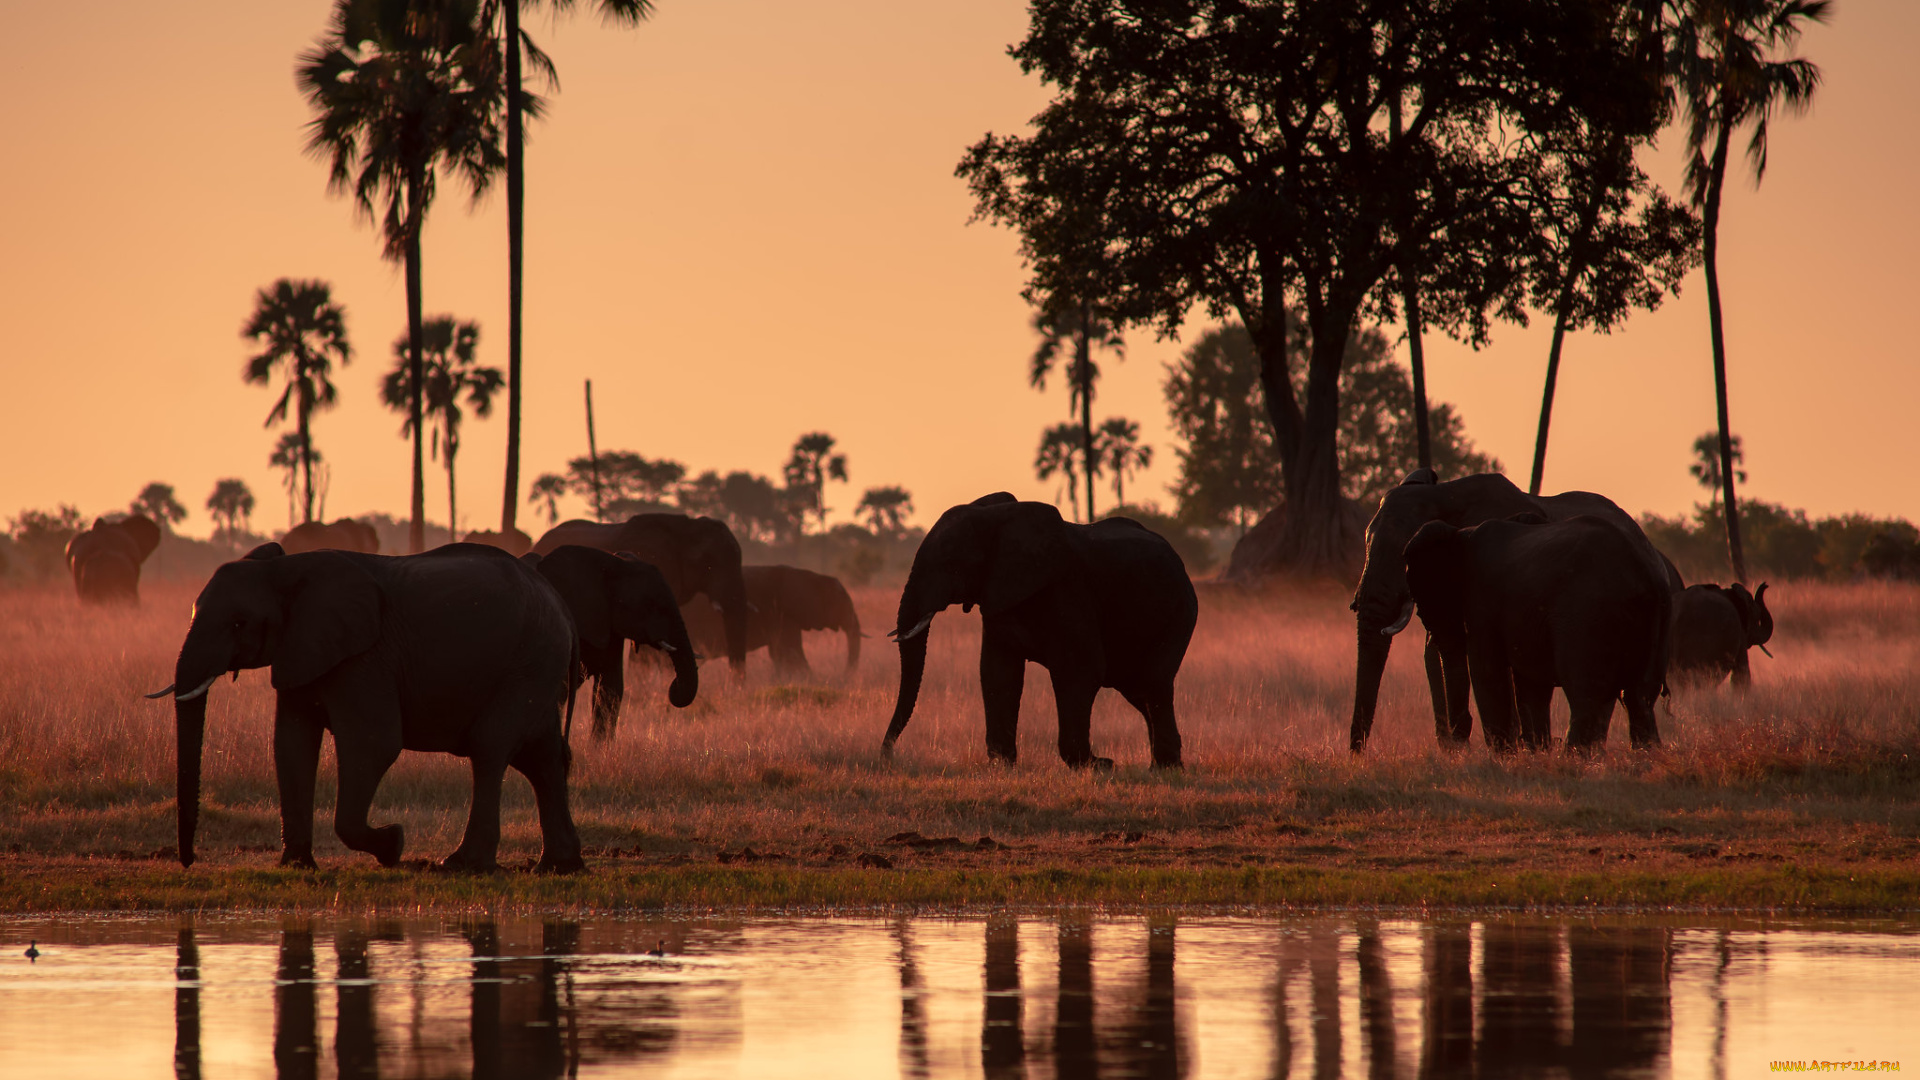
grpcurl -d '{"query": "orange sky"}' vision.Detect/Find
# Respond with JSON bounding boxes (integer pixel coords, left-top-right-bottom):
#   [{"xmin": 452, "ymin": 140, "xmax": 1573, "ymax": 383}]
[{"xmin": 2, "ymin": 2, "xmax": 1914, "ymax": 540}]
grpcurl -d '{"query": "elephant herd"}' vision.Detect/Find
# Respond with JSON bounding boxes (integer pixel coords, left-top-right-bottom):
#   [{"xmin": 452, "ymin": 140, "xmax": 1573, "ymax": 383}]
[{"xmin": 121, "ymin": 474, "xmax": 1771, "ymax": 874}]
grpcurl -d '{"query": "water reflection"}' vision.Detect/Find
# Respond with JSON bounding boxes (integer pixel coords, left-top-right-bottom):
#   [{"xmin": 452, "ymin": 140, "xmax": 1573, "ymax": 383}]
[{"xmin": 4, "ymin": 914, "xmax": 1916, "ymax": 1078}]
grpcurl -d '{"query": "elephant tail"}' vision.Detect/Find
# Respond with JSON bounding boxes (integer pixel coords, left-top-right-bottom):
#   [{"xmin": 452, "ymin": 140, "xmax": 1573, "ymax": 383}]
[
  {"xmin": 563, "ymin": 633, "xmax": 579, "ymax": 752},
  {"xmin": 1640, "ymin": 584, "xmax": 1673, "ymax": 709}
]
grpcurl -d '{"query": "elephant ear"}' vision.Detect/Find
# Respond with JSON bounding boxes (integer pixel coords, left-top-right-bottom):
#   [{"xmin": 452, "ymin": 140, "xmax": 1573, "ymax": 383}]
[
  {"xmin": 982, "ymin": 502, "xmax": 1070, "ymax": 616},
  {"xmin": 540, "ymin": 549, "xmax": 614, "ymax": 651},
  {"xmin": 270, "ymin": 553, "xmax": 383, "ymax": 690},
  {"xmin": 1402, "ymin": 521, "xmax": 1467, "ymax": 610},
  {"xmin": 1724, "ymin": 583, "xmax": 1754, "ymax": 627},
  {"xmin": 120, "ymin": 515, "xmax": 162, "ymax": 561},
  {"xmin": 613, "ymin": 556, "xmax": 678, "ymax": 641},
  {"xmin": 245, "ymin": 541, "xmax": 286, "ymax": 561}
]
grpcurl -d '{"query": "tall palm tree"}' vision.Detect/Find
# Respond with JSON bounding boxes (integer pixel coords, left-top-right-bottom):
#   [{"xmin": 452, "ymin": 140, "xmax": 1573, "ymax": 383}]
[
  {"xmin": 300, "ymin": 0, "xmax": 507, "ymax": 553},
  {"xmin": 381, "ymin": 317, "xmax": 505, "ymax": 545},
  {"xmin": 1034, "ymin": 423, "xmax": 1086, "ymax": 521},
  {"xmin": 1671, "ymin": 0, "xmax": 1828, "ymax": 582},
  {"xmin": 269, "ymin": 433, "xmax": 319, "ymax": 530},
  {"xmin": 1096, "ymin": 417, "xmax": 1153, "ymax": 509},
  {"xmin": 1031, "ymin": 302, "xmax": 1123, "ymax": 520},
  {"xmin": 489, "ymin": 0, "xmax": 654, "ymax": 540},
  {"xmin": 241, "ymin": 279, "xmax": 351, "ymax": 525},
  {"xmin": 783, "ymin": 432, "xmax": 849, "ymax": 534}
]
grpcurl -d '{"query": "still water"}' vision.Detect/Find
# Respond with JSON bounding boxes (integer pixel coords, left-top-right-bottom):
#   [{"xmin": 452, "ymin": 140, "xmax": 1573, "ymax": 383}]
[{"xmin": 0, "ymin": 914, "xmax": 1913, "ymax": 1079}]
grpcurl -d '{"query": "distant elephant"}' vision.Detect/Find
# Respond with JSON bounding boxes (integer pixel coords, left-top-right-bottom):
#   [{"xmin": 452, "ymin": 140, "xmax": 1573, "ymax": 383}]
[
  {"xmin": 525, "ymin": 545, "xmax": 699, "ymax": 738},
  {"xmin": 65, "ymin": 514, "xmax": 161, "ymax": 604},
  {"xmin": 1403, "ymin": 515, "xmax": 1672, "ymax": 752},
  {"xmin": 1671, "ymin": 582, "xmax": 1773, "ymax": 689},
  {"xmin": 681, "ymin": 564, "xmax": 862, "ymax": 677},
  {"xmin": 1350, "ymin": 470, "xmax": 1681, "ymax": 751},
  {"xmin": 531, "ymin": 515, "xmax": 750, "ymax": 673},
  {"xmin": 147, "ymin": 542, "xmax": 581, "ymax": 873},
  {"xmin": 281, "ymin": 518, "xmax": 380, "ymax": 554},
  {"xmin": 884, "ymin": 493, "xmax": 1196, "ymax": 768},
  {"xmin": 465, "ymin": 527, "xmax": 532, "ymax": 556}
]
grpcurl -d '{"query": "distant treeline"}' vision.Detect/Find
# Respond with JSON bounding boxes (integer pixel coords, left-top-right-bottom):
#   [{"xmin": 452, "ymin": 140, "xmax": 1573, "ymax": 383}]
[{"xmin": 1645, "ymin": 502, "xmax": 1920, "ymax": 585}]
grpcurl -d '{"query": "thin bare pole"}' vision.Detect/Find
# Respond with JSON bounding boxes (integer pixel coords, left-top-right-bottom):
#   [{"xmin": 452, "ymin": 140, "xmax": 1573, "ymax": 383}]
[{"xmin": 584, "ymin": 380, "xmax": 605, "ymax": 522}]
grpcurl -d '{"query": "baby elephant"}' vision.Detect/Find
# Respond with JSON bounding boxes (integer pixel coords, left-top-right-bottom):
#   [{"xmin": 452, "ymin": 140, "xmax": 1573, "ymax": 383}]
[
  {"xmin": 1670, "ymin": 582, "xmax": 1772, "ymax": 690},
  {"xmin": 1403, "ymin": 514, "xmax": 1672, "ymax": 752}
]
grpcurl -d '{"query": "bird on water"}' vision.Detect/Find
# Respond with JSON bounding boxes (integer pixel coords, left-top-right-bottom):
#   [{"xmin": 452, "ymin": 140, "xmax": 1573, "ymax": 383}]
[
  {"xmin": 24, "ymin": 941, "xmax": 39, "ymax": 961},
  {"xmin": 646, "ymin": 940, "xmax": 667, "ymax": 958}
]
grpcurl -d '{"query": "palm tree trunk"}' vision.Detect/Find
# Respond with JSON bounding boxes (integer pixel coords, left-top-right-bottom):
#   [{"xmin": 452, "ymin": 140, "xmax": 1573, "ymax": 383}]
[
  {"xmin": 406, "ymin": 175, "xmax": 427, "ymax": 555},
  {"xmin": 1078, "ymin": 302, "xmax": 1095, "ymax": 521},
  {"xmin": 1703, "ymin": 118, "xmax": 1747, "ymax": 583},
  {"xmin": 500, "ymin": 0, "xmax": 525, "ymax": 536},
  {"xmin": 1529, "ymin": 302, "xmax": 1574, "ymax": 496},
  {"xmin": 297, "ymin": 382, "xmax": 315, "ymax": 525},
  {"xmin": 447, "ymin": 430, "xmax": 458, "ymax": 547},
  {"xmin": 1389, "ymin": 84, "xmax": 1430, "ymax": 470}
]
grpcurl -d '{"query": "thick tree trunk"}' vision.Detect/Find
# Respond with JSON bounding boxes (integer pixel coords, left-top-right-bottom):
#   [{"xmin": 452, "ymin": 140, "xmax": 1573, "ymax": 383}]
[
  {"xmin": 501, "ymin": 0, "xmax": 524, "ymax": 535},
  {"xmin": 1703, "ymin": 121, "xmax": 1747, "ymax": 583},
  {"xmin": 406, "ymin": 177, "xmax": 426, "ymax": 555},
  {"xmin": 1267, "ymin": 305, "xmax": 1363, "ymax": 577}
]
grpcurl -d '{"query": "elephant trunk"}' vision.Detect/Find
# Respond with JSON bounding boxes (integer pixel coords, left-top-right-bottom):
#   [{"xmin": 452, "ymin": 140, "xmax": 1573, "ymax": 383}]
[
  {"xmin": 666, "ymin": 626, "xmax": 699, "ymax": 709},
  {"xmin": 882, "ymin": 627, "xmax": 929, "ymax": 753},
  {"xmin": 1349, "ymin": 626, "xmax": 1394, "ymax": 752},
  {"xmin": 176, "ymin": 693, "xmax": 206, "ymax": 867}
]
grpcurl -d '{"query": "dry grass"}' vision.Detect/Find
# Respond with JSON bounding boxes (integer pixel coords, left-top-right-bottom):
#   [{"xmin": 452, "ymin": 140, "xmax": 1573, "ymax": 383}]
[{"xmin": 2, "ymin": 576, "xmax": 1918, "ymax": 911}]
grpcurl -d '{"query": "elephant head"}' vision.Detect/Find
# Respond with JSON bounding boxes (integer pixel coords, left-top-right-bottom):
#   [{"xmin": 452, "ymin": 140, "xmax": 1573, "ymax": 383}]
[
  {"xmin": 883, "ymin": 493, "xmax": 1069, "ymax": 753},
  {"xmin": 1726, "ymin": 582, "xmax": 1774, "ymax": 652},
  {"xmin": 532, "ymin": 545, "xmax": 698, "ymax": 709},
  {"xmin": 1401, "ymin": 520, "xmax": 1474, "ymax": 650},
  {"xmin": 146, "ymin": 544, "xmax": 381, "ymax": 866}
]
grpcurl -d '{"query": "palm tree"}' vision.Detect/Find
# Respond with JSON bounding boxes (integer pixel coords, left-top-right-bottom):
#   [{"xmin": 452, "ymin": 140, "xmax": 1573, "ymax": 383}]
[
  {"xmin": 1031, "ymin": 302, "xmax": 1123, "ymax": 520},
  {"xmin": 783, "ymin": 432, "xmax": 849, "ymax": 534},
  {"xmin": 300, "ymin": 0, "xmax": 507, "ymax": 553},
  {"xmin": 1034, "ymin": 423, "xmax": 1086, "ymax": 521},
  {"xmin": 381, "ymin": 317, "xmax": 505, "ymax": 545},
  {"xmin": 1689, "ymin": 430, "xmax": 1747, "ymax": 510},
  {"xmin": 131, "ymin": 483, "xmax": 189, "ymax": 533},
  {"xmin": 1096, "ymin": 418, "xmax": 1153, "ymax": 509},
  {"xmin": 489, "ymin": 0, "xmax": 654, "ymax": 541},
  {"xmin": 1671, "ymin": 0, "xmax": 1829, "ymax": 582},
  {"xmin": 206, "ymin": 479, "xmax": 257, "ymax": 547},
  {"xmin": 857, "ymin": 486, "xmax": 914, "ymax": 540},
  {"xmin": 269, "ymin": 433, "xmax": 319, "ymax": 530},
  {"xmin": 241, "ymin": 279, "xmax": 351, "ymax": 525},
  {"xmin": 529, "ymin": 472, "xmax": 569, "ymax": 525}
]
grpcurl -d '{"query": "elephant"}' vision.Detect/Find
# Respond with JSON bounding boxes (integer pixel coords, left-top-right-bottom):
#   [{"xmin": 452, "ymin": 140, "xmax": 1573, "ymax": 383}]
[
  {"xmin": 524, "ymin": 545, "xmax": 699, "ymax": 738},
  {"xmin": 1670, "ymin": 582, "xmax": 1773, "ymax": 689},
  {"xmin": 281, "ymin": 518, "xmax": 380, "ymax": 554},
  {"xmin": 1402, "ymin": 514, "xmax": 1672, "ymax": 752},
  {"xmin": 1349, "ymin": 470, "xmax": 1681, "ymax": 751},
  {"xmin": 65, "ymin": 514, "xmax": 161, "ymax": 604},
  {"xmin": 147, "ymin": 542, "xmax": 582, "ymax": 873},
  {"xmin": 680, "ymin": 564, "xmax": 863, "ymax": 677},
  {"xmin": 465, "ymin": 527, "xmax": 533, "ymax": 556},
  {"xmin": 883, "ymin": 493, "xmax": 1196, "ymax": 768},
  {"xmin": 531, "ymin": 515, "xmax": 750, "ymax": 676}
]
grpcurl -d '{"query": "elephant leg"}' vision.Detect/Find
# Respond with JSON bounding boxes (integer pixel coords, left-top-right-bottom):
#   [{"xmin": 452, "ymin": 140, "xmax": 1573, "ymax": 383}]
[
  {"xmin": 1513, "ymin": 675, "xmax": 1555, "ymax": 752},
  {"xmin": 328, "ymin": 718, "xmax": 403, "ymax": 868},
  {"xmin": 1466, "ymin": 645, "xmax": 1519, "ymax": 753},
  {"xmin": 1430, "ymin": 632, "xmax": 1474, "ymax": 745},
  {"xmin": 771, "ymin": 622, "xmax": 810, "ymax": 680},
  {"xmin": 590, "ymin": 646, "xmax": 625, "ymax": 741},
  {"xmin": 1624, "ymin": 692, "xmax": 1662, "ymax": 750},
  {"xmin": 1730, "ymin": 650, "xmax": 1752, "ymax": 691},
  {"xmin": 1563, "ymin": 691, "xmax": 1617, "ymax": 754},
  {"xmin": 980, "ymin": 630, "xmax": 1025, "ymax": 765},
  {"xmin": 273, "ymin": 696, "xmax": 324, "ymax": 869},
  {"xmin": 443, "ymin": 751, "xmax": 509, "ymax": 873},
  {"xmin": 512, "ymin": 730, "xmax": 584, "ymax": 875},
  {"xmin": 1050, "ymin": 669, "xmax": 1106, "ymax": 769},
  {"xmin": 1120, "ymin": 685, "xmax": 1182, "ymax": 769}
]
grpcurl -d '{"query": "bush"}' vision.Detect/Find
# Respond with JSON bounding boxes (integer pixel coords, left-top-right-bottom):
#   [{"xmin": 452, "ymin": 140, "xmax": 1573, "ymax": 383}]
[{"xmin": 1642, "ymin": 501, "xmax": 1919, "ymax": 584}]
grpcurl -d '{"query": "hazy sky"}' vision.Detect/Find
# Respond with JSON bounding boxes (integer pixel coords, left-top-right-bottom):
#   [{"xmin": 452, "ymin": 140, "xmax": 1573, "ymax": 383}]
[{"xmin": 2, "ymin": 1, "xmax": 1912, "ymax": 540}]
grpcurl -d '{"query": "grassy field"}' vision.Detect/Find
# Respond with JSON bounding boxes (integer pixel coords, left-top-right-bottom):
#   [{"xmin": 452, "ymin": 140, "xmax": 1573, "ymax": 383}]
[{"xmin": 2, "ymin": 575, "xmax": 1918, "ymax": 913}]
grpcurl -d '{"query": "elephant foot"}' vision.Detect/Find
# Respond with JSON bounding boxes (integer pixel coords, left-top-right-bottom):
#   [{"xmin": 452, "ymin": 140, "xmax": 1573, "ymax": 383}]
[
  {"xmin": 535, "ymin": 853, "xmax": 588, "ymax": 876},
  {"xmin": 364, "ymin": 824, "xmax": 405, "ymax": 868},
  {"xmin": 1065, "ymin": 755, "xmax": 1114, "ymax": 772},
  {"xmin": 434, "ymin": 853, "xmax": 503, "ymax": 875},
  {"xmin": 279, "ymin": 847, "xmax": 318, "ymax": 870},
  {"xmin": 1150, "ymin": 758, "xmax": 1184, "ymax": 771}
]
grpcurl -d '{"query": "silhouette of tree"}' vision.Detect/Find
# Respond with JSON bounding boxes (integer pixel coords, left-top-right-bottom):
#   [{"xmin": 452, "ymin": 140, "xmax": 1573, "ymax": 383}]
[
  {"xmin": 206, "ymin": 479, "xmax": 257, "ymax": 546},
  {"xmin": 564, "ymin": 451, "xmax": 684, "ymax": 517},
  {"xmin": 1095, "ymin": 418, "xmax": 1151, "ymax": 509},
  {"xmin": 7, "ymin": 506, "xmax": 85, "ymax": 582},
  {"xmin": 269, "ymin": 432, "xmax": 319, "ymax": 530},
  {"xmin": 241, "ymin": 279, "xmax": 351, "ymax": 525},
  {"xmin": 1034, "ymin": 423, "xmax": 1087, "ymax": 521},
  {"xmin": 1672, "ymin": 0, "xmax": 1828, "ymax": 584},
  {"xmin": 722, "ymin": 471, "xmax": 799, "ymax": 543},
  {"xmin": 676, "ymin": 469, "xmax": 726, "ymax": 519},
  {"xmin": 380, "ymin": 317, "xmax": 503, "ymax": 545},
  {"xmin": 1690, "ymin": 430, "xmax": 1747, "ymax": 509},
  {"xmin": 489, "ymin": 0, "xmax": 654, "ymax": 539},
  {"xmin": 857, "ymin": 486, "xmax": 914, "ymax": 540},
  {"xmin": 131, "ymin": 483, "xmax": 188, "ymax": 533},
  {"xmin": 961, "ymin": 0, "xmax": 1657, "ymax": 576},
  {"xmin": 300, "ymin": 0, "xmax": 506, "ymax": 552},
  {"xmin": 528, "ymin": 471, "xmax": 569, "ymax": 525},
  {"xmin": 1031, "ymin": 303, "xmax": 1123, "ymax": 519},
  {"xmin": 783, "ymin": 432, "xmax": 848, "ymax": 534}
]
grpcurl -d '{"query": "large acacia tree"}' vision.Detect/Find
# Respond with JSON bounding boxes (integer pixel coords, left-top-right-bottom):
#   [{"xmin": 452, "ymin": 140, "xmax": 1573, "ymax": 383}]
[{"xmin": 960, "ymin": 0, "xmax": 1662, "ymax": 576}]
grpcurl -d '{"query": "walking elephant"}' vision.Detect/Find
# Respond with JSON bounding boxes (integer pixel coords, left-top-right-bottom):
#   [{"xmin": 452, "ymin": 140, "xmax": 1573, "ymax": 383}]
[
  {"xmin": 526, "ymin": 545, "xmax": 699, "ymax": 739},
  {"xmin": 883, "ymin": 493, "xmax": 1196, "ymax": 768},
  {"xmin": 531, "ymin": 515, "xmax": 749, "ymax": 672},
  {"xmin": 65, "ymin": 514, "xmax": 161, "ymax": 604},
  {"xmin": 681, "ymin": 565, "xmax": 862, "ymax": 677},
  {"xmin": 1349, "ymin": 470, "xmax": 1680, "ymax": 751},
  {"xmin": 147, "ymin": 542, "xmax": 582, "ymax": 873},
  {"xmin": 1671, "ymin": 582, "xmax": 1772, "ymax": 689},
  {"xmin": 281, "ymin": 518, "xmax": 380, "ymax": 554},
  {"xmin": 1403, "ymin": 515, "xmax": 1672, "ymax": 752}
]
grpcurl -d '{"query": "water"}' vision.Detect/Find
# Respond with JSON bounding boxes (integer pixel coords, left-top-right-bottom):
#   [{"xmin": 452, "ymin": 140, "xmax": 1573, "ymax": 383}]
[{"xmin": 1, "ymin": 914, "xmax": 1913, "ymax": 1079}]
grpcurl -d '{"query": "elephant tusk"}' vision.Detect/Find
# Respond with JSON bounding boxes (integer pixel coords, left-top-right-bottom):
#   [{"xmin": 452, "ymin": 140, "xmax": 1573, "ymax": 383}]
[
  {"xmin": 654, "ymin": 640, "xmax": 677, "ymax": 653},
  {"xmin": 1380, "ymin": 599, "xmax": 1416, "ymax": 636},
  {"xmin": 890, "ymin": 614, "xmax": 934, "ymax": 641},
  {"xmin": 174, "ymin": 674, "xmax": 221, "ymax": 702},
  {"xmin": 144, "ymin": 683, "xmax": 176, "ymax": 700},
  {"xmin": 1758, "ymin": 644, "xmax": 1774, "ymax": 658}
]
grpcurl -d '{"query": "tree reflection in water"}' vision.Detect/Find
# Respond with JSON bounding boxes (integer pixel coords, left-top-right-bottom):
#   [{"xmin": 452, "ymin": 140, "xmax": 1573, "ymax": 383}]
[{"xmin": 173, "ymin": 928, "xmax": 200, "ymax": 1080}]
